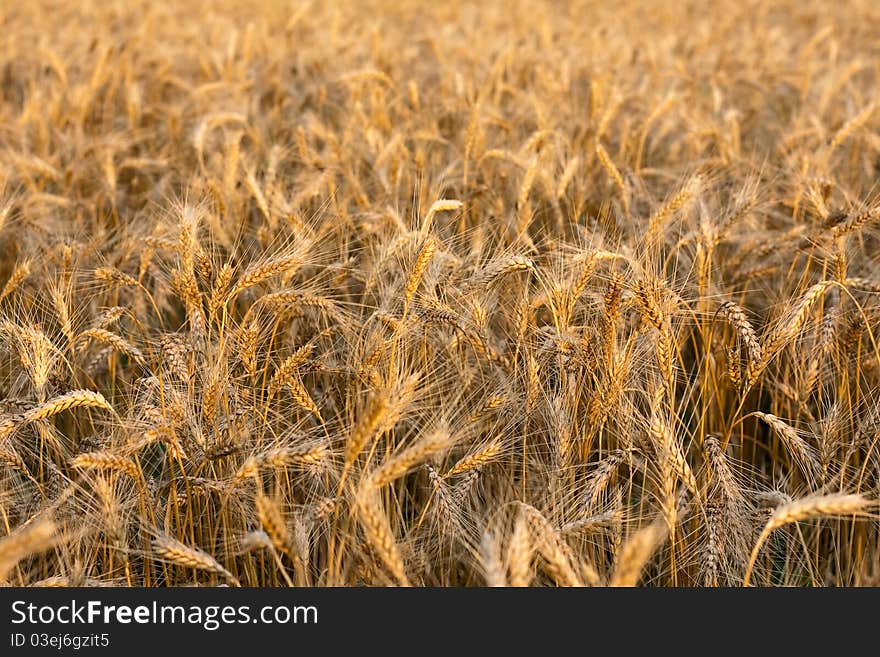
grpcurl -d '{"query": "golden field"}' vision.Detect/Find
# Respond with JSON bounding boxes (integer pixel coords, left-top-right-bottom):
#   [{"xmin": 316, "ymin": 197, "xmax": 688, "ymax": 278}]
[{"xmin": 1, "ymin": 0, "xmax": 879, "ymax": 586}]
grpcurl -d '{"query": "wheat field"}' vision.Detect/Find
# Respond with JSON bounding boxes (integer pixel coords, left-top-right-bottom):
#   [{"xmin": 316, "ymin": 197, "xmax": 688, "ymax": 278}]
[{"xmin": 1, "ymin": 0, "xmax": 879, "ymax": 587}]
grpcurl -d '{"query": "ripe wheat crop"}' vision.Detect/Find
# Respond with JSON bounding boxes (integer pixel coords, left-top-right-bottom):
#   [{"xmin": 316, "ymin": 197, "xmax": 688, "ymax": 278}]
[{"xmin": 1, "ymin": 0, "xmax": 880, "ymax": 587}]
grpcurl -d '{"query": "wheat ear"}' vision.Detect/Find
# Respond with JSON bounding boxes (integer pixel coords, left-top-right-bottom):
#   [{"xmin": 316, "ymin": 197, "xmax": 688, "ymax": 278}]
[
  {"xmin": 743, "ymin": 493, "xmax": 871, "ymax": 586},
  {"xmin": 368, "ymin": 429, "xmax": 454, "ymax": 488},
  {"xmin": 0, "ymin": 517, "xmax": 57, "ymax": 582},
  {"xmin": 71, "ymin": 452, "xmax": 139, "ymax": 479},
  {"xmin": 445, "ymin": 438, "xmax": 503, "ymax": 478},
  {"xmin": 610, "ymin": 518, "xmax": 668, "ymax": 587},
  {"xmin": 151, "ymin": 536, "xmax": 239, "ymax": 586},
  {"xmin": 404, "ymin": 237, "xmax": 436, "ymax": 313},
  {"xmin": 23, "ymin": 390, "xmax": 114, "ymax": 423},
  {"xmin": 355, "ymin": 486, "xmax": 411, "ymax": 586}
]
